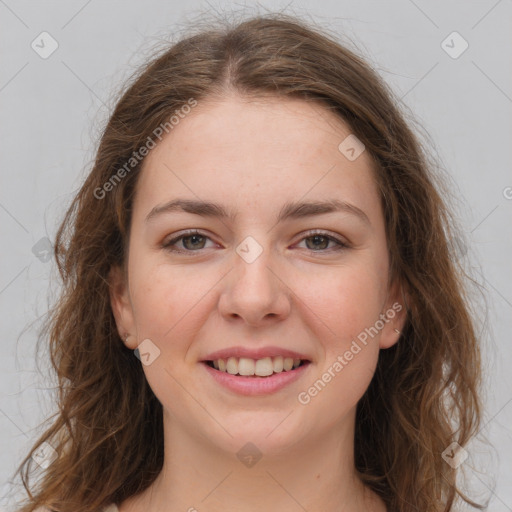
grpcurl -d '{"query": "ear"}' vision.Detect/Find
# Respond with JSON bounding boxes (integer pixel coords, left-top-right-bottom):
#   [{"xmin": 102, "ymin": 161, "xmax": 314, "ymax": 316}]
[
  {"xmin": 108, "ymin": 265, "xmax": 138, "ymax": 350},
  {"xmin": 378, "ymin": 278, "xmax": 408, "ymax": 350}
]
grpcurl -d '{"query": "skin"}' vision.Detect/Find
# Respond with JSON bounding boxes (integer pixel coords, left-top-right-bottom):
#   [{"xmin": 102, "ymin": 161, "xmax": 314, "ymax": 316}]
[{"xmin": 109, "ymin": 93, "xmax": 405, "ymax": 512}]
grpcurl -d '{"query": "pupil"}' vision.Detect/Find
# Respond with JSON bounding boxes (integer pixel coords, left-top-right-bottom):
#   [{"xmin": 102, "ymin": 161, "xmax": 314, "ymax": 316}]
[
  {"xmin": 185, "ymin": 235, "xmax": 204, "ymax": 249},
  {"xmin": 307, "ymin": 235, "xmax": 328, "ymax": 250}
]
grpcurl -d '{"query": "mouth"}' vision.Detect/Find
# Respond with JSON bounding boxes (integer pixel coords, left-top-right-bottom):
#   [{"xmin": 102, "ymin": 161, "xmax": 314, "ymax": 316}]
[
  {"xmin": 202, "ymin": 356, "xmax": 311, "ymax": 377},
  {"xmin": 201, "ymin": 355, "xmax": 312, "ymax": 395}
]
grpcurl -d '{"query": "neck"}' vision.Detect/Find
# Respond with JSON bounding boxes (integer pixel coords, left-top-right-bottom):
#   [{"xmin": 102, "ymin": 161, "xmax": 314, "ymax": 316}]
[{"xmin": 121, "ymin": 407, "xmax": 386, "ymax": 512}]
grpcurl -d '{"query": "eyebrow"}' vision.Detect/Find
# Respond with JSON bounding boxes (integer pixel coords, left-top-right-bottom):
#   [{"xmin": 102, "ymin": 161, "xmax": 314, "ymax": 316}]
[{"xmin": 145, "ymin": 198, "xmax": 370, "ymax": 225}]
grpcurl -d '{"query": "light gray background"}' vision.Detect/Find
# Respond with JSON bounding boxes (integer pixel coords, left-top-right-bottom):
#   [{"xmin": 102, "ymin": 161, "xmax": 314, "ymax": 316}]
[{"xmin": 1, "ymin": 1, "xmax": 511, "ymax": 510}]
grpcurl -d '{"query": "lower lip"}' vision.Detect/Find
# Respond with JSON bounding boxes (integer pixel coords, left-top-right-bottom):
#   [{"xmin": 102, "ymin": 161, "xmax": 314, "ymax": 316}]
[{"xmin": 201, "ymin": 362, "xmax": 311, "ymax": 396}]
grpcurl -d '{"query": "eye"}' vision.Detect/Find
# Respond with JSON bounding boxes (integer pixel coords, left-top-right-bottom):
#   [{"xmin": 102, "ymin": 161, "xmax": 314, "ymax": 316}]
[
  {"xmin": 162, "ymin": 230, "xmax": 216, "ymax": 252},
  {"xmin": 162, "ymin": 229, "xmax": 348, "ymax": 254},
  {"xmin": 296, "ymin": 231, "xmax": 348, "ymax": 252}
]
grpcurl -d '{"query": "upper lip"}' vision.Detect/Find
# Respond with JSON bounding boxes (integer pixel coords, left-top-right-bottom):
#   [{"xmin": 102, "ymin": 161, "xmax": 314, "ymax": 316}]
[{"xmin": 202, "ymin": 346, "xmax": 312, "ymax": 362}]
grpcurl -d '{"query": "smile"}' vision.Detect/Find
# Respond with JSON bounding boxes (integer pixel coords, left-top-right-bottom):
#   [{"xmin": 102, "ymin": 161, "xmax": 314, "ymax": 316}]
[
  {"xmin": 205, "ymin": 356, "xmax": 309, "ymax": 377},
  {"xmin": 201, "ymin": 357, "xmax": 312, "ymax": 395}
]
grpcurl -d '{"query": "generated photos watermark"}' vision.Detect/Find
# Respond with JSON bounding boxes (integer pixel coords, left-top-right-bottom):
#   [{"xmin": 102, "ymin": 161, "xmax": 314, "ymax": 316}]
[
  {"xmin": 94, "ymin": 97, "xmax": 198, "ymax": 200},
  {"xmin": 297, "ymin": 301, "xmax": 403, "ymax": 405}
]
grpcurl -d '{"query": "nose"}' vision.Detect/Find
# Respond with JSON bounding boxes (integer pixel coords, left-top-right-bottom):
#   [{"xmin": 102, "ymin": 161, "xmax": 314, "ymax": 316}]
[{"xmin": 218, "ymin": 243, "xmax": 291, "ymax": 326}]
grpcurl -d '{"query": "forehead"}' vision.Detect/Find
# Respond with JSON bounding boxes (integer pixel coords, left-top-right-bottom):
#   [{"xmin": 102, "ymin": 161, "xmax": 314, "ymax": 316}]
[{"xmin": 134, "ymin": 94, "xmax": 381, "ymax": 224}]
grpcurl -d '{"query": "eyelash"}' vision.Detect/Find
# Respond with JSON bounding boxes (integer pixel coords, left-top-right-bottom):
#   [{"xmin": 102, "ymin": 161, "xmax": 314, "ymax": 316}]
[{"xmin": 162, "ymin": 229, "xmax": 349, "ymax": 254}]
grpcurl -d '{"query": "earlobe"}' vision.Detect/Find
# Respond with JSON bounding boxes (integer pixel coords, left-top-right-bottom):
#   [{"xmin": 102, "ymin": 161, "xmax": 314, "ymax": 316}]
[
  {"xmin": 108, "ymin": 265, "xmax": 136, "ymax": 349},
  {"xmin": 124, "ymin": 334, "xmax": 139, "ymax": 350},
  {"xmin": 379, "ymin": 302, "xmax": 407, "ymax": 349},
  {"xmin": 378, "ymin": 281, "xmax": 408, "ymax": 350}
]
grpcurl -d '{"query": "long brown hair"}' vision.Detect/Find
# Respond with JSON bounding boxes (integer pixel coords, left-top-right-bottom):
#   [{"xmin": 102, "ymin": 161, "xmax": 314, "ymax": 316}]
[{"xmin": 15, "ymin": 12, "xmax": 483, "ymax": 512}]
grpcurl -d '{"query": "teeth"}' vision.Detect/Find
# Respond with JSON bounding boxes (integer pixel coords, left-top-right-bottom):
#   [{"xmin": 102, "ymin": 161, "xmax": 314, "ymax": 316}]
[
  {"xmin": 226, "ymin": 357, "xmax": 238, "ymax": 375},
  {"xmin": 255, "ymin": 357, "xmax": 274, "ymax": 376},
  {"xmin": 238, "ymin": 357, "xmax": 255, "ymax": 376},
  {"xmin": 210, "ymin": 355, "xmax": 305, "ymax": 376},
  {"xmin": 272, "ymin": 355, "xmax": 283, "ymax": 373},
  {"xmin": 283, "ymin": 357, "xmax": 293, "ymax": 371}
]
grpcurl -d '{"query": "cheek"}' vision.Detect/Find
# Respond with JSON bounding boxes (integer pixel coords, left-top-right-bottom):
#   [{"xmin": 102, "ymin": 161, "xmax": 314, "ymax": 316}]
[
  {"xmin": 298, "ymin": 349, "xmax": 378, "ymax": 421},
  {"xmin": 295, "ymin": 265, "xmax": 384, "ymax": 407},
  {"xmin": 299, "ymin": 260, "xmax": 388, "ymax": 341},
  {"xmin": 128, "ymin": 257, "xmax": 218, "ymax": 348},
  {"xmin": 294, "ymin": 261, "xmax": 385, "ymax": 403}
]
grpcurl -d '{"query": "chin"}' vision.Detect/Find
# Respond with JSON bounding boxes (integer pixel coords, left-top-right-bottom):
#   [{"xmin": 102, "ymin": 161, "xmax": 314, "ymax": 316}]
[{"xmin": 203, "ymin": 409, "xmax": 312, "ymax": 459}]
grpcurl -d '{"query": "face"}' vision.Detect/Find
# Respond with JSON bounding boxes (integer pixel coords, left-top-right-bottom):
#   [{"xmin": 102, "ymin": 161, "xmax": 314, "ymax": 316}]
[{"xmin": 110, "ymin": 93, "xmax": 404, "ymax": 457}]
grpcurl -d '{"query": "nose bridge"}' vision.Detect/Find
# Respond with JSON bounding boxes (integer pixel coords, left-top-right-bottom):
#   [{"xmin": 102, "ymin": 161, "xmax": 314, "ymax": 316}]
[{"xmin": 219, "ymin": 235, "xmax": 290, "ymax": 324}]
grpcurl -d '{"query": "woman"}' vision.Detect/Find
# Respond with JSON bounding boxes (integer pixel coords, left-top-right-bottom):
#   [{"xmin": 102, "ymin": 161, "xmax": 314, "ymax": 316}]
[{"xmin": 16, "ymin": 13, "xmax": 482, "ymax": 512}]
